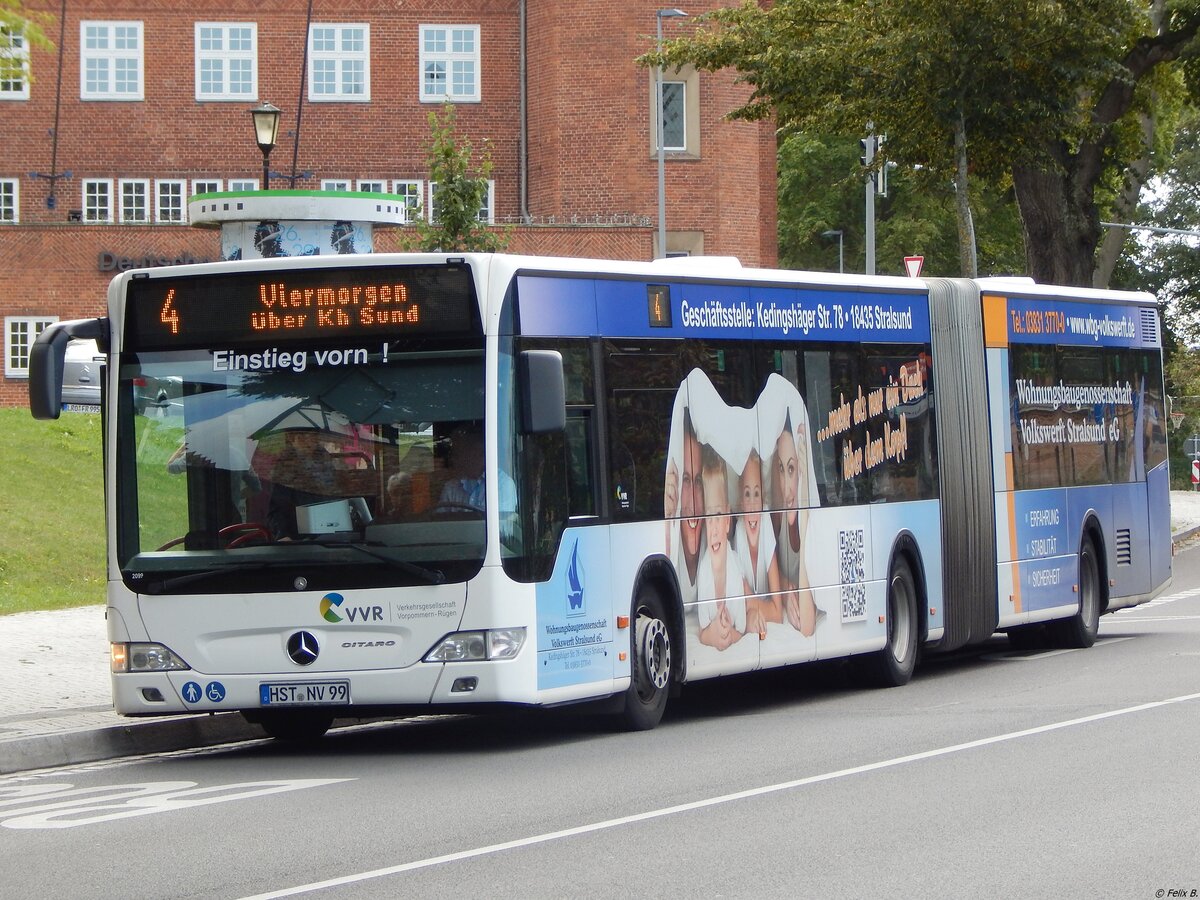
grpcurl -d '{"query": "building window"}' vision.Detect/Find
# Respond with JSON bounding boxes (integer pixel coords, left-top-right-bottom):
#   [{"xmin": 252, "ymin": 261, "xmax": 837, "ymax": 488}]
[
  {"xmin": 81, "ymin": 21, "xmax": 143, "ymax": 100},
  {"xmin": 229, "ymin": 179, "xmax": 258, "ymax": 192},
  {"xmin": 309, "ymin": 24, "xmax": 369, "ymax": 102},
  {"xmin": 357, "ymin": 180, "xmax": 385, "ymax": 193},
  {"xmin": 118, "ymin": 178, "xmax": 149, "ymax": 223},
  {"xmin": 660, "ymin": 82, "xmax": 685, "ymax": 151},
  {"xmin": 156, "ymin": 180, "xmax": 185, "ymax": 223},
  {"xmin": 420, "ymin": 25, "xmax": 479, "ymax": 102},
  {"xmin": 429, "ymin": 179, "xmax": 493, "ymax": 224},
  {"xmin": 650, "ymin": 65, "xmax": 699, "ymax": 158},
  {"xmin": 193, "ymin": 179, "xmax": 222, "ymax": 196},
  {"xmin": 195, "ymin": 23, "xmax": 257, "ymax": 101},
  {"xmin": 393, "ymin": 180, "xmax": 423, "ymax": 222},
  {"xmin": 321, "ymin": 179, "xmax": 350, "ymax": 192},
  {"xmin": 83, "ymin": 179, "xmax": 113, "ymax": 222},
  {"xmin": 6, "ymin": 316, "xmax": 57, "ymax": 377},
  {"xmin": 0, "ymin": 26, "xmax": 30, "ymax": 100},
  {"xmin": 0, "ymin": 179, "xmax": 17, "ymax": 222}
]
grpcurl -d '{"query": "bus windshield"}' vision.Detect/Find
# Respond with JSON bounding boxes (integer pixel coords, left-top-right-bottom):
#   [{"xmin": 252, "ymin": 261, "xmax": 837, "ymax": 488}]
[{"xmin": 117, "ymin": 346, "xmax": 486, "ymax": 593}]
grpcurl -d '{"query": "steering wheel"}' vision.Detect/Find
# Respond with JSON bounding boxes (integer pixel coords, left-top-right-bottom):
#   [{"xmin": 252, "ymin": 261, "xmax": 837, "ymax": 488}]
[
  {"xmin": 156, "ymin": 536, "xmax": 186, "ymax": 551},
  {"xmin": 219, "ymin": 522, "xmax": 272, "ymax": 548},
  {"xmin": 433, "ymin": 503, "xmax": 483, "ymax": 516}
]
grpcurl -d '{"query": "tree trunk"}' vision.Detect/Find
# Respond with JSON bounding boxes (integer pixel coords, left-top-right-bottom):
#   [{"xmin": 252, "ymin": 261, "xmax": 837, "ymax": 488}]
[
  {"xmin": 1012, "ymin": 160, "xmax": 1101, "ymax": 287},
  {"xmin": 1094, "ymin": 110, "xmax": 1155, "ymax": 289},
  {"xmin": 953, "ymin": 113, "xmax": 978, "ymax": 278}
]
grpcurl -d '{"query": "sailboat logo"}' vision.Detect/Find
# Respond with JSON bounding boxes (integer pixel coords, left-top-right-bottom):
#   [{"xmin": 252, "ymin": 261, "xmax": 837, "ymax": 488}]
[{"xmin": 566, "ymin": 539, "xmax": 585, "ymax": 617}]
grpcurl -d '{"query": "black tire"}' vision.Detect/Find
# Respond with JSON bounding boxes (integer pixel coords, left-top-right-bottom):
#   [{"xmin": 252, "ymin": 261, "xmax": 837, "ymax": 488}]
[
  {"xmin": 249, "ymin": 711, "xmax": 334, "ymax": 741},
  {"xmin": 859, "ymin": 557, "xmax": 919, "ymax": 687},
  {"xmin": 619, "ymin": 587, "xmax": 673, "ymax": 731},
  {"xmin": 1052, "ymin": 535, "xmax": 1101, "ymax": 649}
]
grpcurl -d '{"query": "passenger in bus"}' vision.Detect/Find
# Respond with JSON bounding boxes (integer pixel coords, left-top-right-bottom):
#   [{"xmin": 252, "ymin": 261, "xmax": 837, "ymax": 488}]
[
  {"xmin": 737, "ymin": 448, "xmax": 784, "ymax": 634},
  {"xmin": 696, "ymin": 445, "xmax": 747, "ymax": 650},
  {"xmin": 383, "ymin": 445, "xmax": 438, "ymax": 519},
  {"xmin": 435, "ymin": 426, "xmax": 516, "ymax": 515},
  {"xmin": 266, "ymin": 430, "xmax": 339, "ymax": 539}
]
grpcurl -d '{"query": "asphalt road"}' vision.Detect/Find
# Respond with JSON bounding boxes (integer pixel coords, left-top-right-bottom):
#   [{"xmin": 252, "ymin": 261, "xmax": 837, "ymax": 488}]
[{"xmin": 4, "ymin": 548, "xmax": 1200, "ymax": 899}]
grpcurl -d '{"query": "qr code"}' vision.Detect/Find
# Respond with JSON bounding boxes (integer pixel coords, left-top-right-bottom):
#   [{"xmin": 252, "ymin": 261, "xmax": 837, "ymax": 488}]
[{"xmin": 839, "ymin": 528, "xmax": 866, "ymax": 622}]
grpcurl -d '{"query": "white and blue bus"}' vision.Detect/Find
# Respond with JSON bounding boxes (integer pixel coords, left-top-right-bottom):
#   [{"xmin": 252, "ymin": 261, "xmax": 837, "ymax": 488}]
[{"xmin": 29, "ymin": 253, "xmax": 1171, "ymax": 738}]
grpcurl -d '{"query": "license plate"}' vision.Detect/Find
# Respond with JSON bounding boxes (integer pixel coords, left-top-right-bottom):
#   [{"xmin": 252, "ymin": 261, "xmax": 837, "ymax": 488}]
[
  {"xmin": 62, "ymin": 403, "xmax": 100, "ymax": 413},
  {"xmin": 259, "ymin": 681, "xmax": 350, "ymax": 706}
]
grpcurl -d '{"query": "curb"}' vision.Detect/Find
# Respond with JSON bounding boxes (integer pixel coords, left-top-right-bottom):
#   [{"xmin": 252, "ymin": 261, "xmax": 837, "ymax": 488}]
[{"xmin": 0, "ymin": 713, "xmax": 266, "ymax": 776}]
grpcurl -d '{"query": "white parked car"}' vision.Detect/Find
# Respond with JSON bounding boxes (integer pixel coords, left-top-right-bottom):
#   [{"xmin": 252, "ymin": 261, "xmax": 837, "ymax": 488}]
[{"xmin": 61, "ymin": 338, "xmax": 103, "ymax": 410}]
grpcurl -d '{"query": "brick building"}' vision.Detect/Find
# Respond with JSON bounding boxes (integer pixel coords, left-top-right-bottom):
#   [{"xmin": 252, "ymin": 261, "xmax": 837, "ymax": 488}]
[{"xmin": 0, "ymin": 0, "xmax": 776, "ymax": 405}]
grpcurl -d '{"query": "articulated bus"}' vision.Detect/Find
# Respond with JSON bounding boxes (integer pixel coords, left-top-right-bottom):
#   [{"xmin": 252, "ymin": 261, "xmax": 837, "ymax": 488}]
[{"xmin": 29, "ymin": 253, "xmax": 1171, "ymax": 738}]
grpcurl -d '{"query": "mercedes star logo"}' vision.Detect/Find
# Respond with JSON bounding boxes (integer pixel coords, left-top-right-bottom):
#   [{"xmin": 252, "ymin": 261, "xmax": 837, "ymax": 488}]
[{"xmin": 287, "ymin": 631, "xmax": 320, "ymax": 666}]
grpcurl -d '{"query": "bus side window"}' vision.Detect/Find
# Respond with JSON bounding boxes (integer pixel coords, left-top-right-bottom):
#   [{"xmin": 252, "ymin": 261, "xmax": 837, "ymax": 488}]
[{"xmin": 565, "ymin": 412, "xmax": 597, "ymax": 517}]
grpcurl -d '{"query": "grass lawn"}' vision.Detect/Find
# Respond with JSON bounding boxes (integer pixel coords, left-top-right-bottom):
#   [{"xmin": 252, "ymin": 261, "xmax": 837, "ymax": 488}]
[{"xmin": 0, "ymin": 407, "xmax": 106, "ymax": 615}]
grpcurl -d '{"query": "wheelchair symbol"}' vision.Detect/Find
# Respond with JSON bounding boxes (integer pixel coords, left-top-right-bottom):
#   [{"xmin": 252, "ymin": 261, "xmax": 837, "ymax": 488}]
[{"xmin": 205, "ymin": 681, "xmax": 226, "ymax": 703}]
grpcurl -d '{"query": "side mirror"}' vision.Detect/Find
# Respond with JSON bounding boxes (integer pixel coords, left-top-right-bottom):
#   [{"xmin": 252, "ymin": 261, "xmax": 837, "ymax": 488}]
[
  {"xmin": 29, "ymin": 318, "xmax": 108, "ymax": 420},
  {"xmin": 518, "ymin": 349, "xmax": 566, "ymax": 434}
]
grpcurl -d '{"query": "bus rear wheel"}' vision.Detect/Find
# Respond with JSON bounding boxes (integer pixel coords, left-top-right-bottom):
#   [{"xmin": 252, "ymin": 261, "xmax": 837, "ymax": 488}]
[
  {"xmin": 619, "ymin": 587, "xmax": 672, "ymax": 731},
  {"xmin": 858, "ymin": 557, "xmax": 919, "ymax": 687},
  {"xmin": 1052, "ymin": 535, "xmax": 1101, "ymax": 649}
]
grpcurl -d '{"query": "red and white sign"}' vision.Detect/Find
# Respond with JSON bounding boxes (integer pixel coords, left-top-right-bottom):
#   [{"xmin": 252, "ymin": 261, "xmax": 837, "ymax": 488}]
[
  {"xmin": 1192, "ymin": 459, "xmax": 1199, "ymax": 484},
  {"xmin": 904, "ymin": 256, "xmax": 924, "ymax": 278}
]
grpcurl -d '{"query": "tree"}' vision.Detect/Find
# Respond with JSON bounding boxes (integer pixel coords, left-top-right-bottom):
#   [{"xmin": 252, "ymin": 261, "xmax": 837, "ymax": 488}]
[
  {"xmin": 646, "ymin": 0, "xmax": 1200, "ymax": 286},
  {"xmin": 1, "ymin": 1, "xmax": 55, "ymax": 72},
  {"xmin": 408, "ymin": 103, "xmax": 508, "ymax": 253}
]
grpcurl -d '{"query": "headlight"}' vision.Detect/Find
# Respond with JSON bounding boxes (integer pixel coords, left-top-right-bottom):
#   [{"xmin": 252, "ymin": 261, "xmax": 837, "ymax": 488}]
[
  {"xmin": 424, "ymin": 627, "xmax": 526, "ymax": 662},
  {"xmin": 112, "ymin": 642, "xmax": 191, "ymax": 673}
]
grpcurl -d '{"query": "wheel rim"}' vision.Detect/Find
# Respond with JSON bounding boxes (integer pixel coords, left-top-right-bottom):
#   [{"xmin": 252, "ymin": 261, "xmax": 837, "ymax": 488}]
[
  {"xmin": 888, "ymin": 573, "xmax": 913, "ymax": 665},
  {"xmin": 635, "ymin": 613, "xmax": 671, "ymax": 699}
]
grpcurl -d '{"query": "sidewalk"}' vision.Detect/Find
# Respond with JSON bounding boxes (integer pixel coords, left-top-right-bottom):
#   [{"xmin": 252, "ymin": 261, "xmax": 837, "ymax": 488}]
[{"xmin": 5, "ymin": 492, "xmax": 1200, "ymax": 776}]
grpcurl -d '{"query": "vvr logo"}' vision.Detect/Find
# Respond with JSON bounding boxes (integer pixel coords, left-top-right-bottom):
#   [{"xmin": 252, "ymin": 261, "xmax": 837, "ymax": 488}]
[
  {"xmin": 319, "ymin": 592, "xmax": 384, "ymax": 624},
  {"xmin": 566, "ymin": 540, "xmax": 585, "ymax": 617}
]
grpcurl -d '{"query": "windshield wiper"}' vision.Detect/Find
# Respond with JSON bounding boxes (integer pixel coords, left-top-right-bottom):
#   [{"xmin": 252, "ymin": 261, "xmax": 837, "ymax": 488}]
[
  {"xmin": 138, "ymin": 562, "xmax": 288, "ymax": 595},
  {"xmin": 305, "ymin": 538, "xmax": 446, "ymax": 585}
]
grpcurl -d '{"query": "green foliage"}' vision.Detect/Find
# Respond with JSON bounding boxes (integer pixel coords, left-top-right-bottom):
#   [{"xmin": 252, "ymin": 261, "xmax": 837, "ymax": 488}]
[
  {"xmin": 1, "ymin": 0, "xmax": 55, "ymax": 87},
  {"xmin": 407, "ymin": 103, "xmax": 509, "ymax": 253},
  {"xmin": 777, "ymin": 134, "xmax": 1025, "ymax": 277},
  {"xmin": 0, "ymin": 408, "xmax": 104, "ymax": 615},
  {"xmin": 645, "ymin": 0, "xmax": 1200, "ymax": 284}
]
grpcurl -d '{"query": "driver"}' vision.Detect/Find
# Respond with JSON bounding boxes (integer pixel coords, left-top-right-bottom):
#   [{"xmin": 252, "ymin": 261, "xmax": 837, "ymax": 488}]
[{"xmin": 435, "ymin": 425, "xmax": 515, "ymax": 514}]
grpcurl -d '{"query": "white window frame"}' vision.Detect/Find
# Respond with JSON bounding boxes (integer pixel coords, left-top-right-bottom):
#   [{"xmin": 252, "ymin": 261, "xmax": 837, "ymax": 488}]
[
  {"xmin": 194, "ymin": 23, "xmax": 257, "ymax": 101},
  {"xmin": 0, "ymin": 178, "xmax": 18, "ymax": 222},
  {"xmin": 419, "ymin": 25, "xmax": 480, "ymax": 103},
  {"xmin": 80, "ymin": 21, "xmax": 144, "ymax": 101},
  {"xmin": 428, "ymin": 179, "xmax": 493, "ymax": 224},
  {"xmin": 5, "ymin": 315, "xmax": 57, "ymax": 378},
  {"xmin": 0, "ymin": 25, "xmax": 30, "ymax": 100},
  {"xmin": 156, "ymin": 179, "xmax": 186, "ymax": 223},
  {"xmin": 228, "ymin": 178, "xmax": 259, "ymax": 192},
  {"xmin": 308, "ymin": 24, "xmax": 370, "ymax": 102},
  {"xmin": 356, "ymin": 179, "xmax": 386, "ymax": 193},
  {"xmin": 118, "ymin": 178, "xmax": 150, "ymax": 223},
  {"xmin": 82, "ymin": 178, "xmax": 114, "ymax": 223},
  {"xmin": 321, "ymin": 179, "xmax": 351, "ymax": 192},
  {"xmin": 192, "ymin": 179, "xmax": 223, "ymax": 196},
  {"xmin": 392, "ymin": 180, "xmax": 423, "ymax": 222}
]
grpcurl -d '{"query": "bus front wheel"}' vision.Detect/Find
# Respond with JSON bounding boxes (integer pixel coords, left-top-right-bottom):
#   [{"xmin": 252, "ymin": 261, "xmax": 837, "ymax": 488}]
[
  {"xmin": 1053, "ymin": 535, "xmax": 1101, "ymax": 649},
  {"xmin": 248, "ymin": 711, "xmax": 334, "ymax": 741},
  {"xmin": 619, "ymin": 587, "xmax": 672, "ymax": 731},
  {"xmin": 858, "ymin": 557, "xmax": 919, "ymax": 687}
]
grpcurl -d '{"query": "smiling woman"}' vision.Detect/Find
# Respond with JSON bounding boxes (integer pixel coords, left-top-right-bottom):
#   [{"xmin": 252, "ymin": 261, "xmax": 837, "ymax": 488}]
[{"xmin": 0, "ymin": 409, "xmax": 105, "ymax": 614}]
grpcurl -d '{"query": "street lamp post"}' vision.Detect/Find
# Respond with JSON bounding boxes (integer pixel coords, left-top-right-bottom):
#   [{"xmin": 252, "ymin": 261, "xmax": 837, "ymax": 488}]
[
  {"xmin": 250, "ymin": 101, "xmax": 281, "ymax": 190},
  {"xmin": 655, "ymin": 9, "xmax": 687, "ymax": 260},
  {"xmin": 822, "ymin": 229, "xmax": 844, "ymax": 273}
]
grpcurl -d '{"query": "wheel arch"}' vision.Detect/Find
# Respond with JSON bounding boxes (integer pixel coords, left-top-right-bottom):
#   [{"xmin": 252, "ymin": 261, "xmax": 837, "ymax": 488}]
[
  {"xmin": 1079, "ymin": 512, "xmax": 1110, "ymax": 614},
  {"xmin": 631, "ymin": 554, "xmax": 687, "ymax": 685},
  {"xmin": 888, "ymin": 530, "xmax": 930, "ymax": 645}
]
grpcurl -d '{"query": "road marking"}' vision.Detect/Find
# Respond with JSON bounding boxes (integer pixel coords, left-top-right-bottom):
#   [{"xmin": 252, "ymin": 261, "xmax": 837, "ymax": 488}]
[
  {"xmin": 241, "ymin": 691, "xmax": 1200, "ymax": 900},
  {"xmin": 0, "ymin": 779, "xmax": 350, "ymax": 829},
  {"xmin": 980, "ymin": 635, "xmax": 1133, "ymax": 662}
]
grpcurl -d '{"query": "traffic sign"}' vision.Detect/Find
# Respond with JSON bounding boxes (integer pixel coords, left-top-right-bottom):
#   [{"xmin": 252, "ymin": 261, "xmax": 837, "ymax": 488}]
[
  {"xmin": 1192, "ymin": 459, "xmax": 1198, "ymax": 484},
  {"xmin": 904, "ymin": 256, "xmax": 924, "ymax": 278}
]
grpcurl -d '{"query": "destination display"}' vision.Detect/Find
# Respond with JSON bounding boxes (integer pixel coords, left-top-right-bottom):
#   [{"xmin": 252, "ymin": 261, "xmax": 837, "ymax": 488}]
[{"xmin": 124, "ymin": 263, "xmax": 478, "ymax": 349}]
